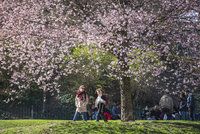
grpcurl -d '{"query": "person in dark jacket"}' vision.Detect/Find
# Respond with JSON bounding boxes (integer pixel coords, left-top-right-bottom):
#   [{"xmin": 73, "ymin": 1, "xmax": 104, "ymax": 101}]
[
  {"xmin": 186, "ymin": 90, "xmax": 195, "ymax": 120},
  {"xmin": 111, "ymin": 102, "xmax": 121, "ymax": 120},
  {"xmin": 95, "ymin": 88, "xmax": 108, "ymax": 122},
  {"xmin": 141, "ymin": 106, "xmax": 150, "ymax": 120},
  {"xmin": 179, "ymin": 91, "xmax": 188, "ymax": 120},
  {"xmin": 150, "ymin": 105, "xmax": 162, "ymax": 120}
]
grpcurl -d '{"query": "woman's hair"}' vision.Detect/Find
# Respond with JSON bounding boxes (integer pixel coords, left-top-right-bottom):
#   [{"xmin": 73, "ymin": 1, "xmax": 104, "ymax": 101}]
[
  {"xmin": 79, "ymin": 85, "xmax": 85, "ymax": 90},
  {"xmin": 96, "ymin": 88, "xmax": 108, "ymax": 104},
  {"xmin": 180, "ymin": 91, "xmax": 186, "ymax": 99},
  {"xmin": 76, "ymin": 85, "xmax": 86, "ymax": 101},
  {"xmin": 96, "ymin": 88, "xmax": 103, "ymax": 93}
]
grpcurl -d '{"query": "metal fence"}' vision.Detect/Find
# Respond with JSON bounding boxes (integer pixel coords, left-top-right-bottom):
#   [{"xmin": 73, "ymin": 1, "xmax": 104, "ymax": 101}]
[{"xmin": 0, "ymin": 104, "xmax": 74, "ymax": 120}]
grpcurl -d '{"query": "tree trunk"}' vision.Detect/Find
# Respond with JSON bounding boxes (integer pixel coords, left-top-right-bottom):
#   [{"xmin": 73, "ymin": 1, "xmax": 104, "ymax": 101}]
[{"xmin": 120, "ymin": 76, "xmax": 134, "ymax": 121}]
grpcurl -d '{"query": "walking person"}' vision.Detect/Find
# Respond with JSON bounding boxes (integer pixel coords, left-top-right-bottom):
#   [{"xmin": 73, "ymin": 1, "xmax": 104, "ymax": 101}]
[
  {"xmin": 186, "ymin": 90, "xmax": 195, "ymax": 121},
  {"xmin": 179, "ymin": 91, "xmax": 187, "ymax": 120},
  {"xmin": 73, "ymin": 85, "xmax": 89, "ymax": 121},
  {"xmin": 95, "ymin": 88, "xmax": 108, "ymax": 122}
]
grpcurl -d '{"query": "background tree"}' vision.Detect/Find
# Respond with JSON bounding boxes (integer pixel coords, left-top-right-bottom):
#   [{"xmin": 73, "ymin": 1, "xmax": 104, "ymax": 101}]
[
  {"xmin": 0, "ymin": 0, "xmax": 199, "ymax": 121},
  {"xmin": 77, "ymin": 0, "xmax": 200, "ymax": 121}
]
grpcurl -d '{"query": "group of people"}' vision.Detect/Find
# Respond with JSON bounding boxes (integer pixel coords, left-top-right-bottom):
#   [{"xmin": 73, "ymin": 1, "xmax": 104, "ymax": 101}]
[
  {"xmin": 141, "ymin": 89, "xmax": 196, "ymax": 120},
  {"xmin": 179, "ymin": 90, "xmax": 195, "ymax": 120},
  {"xmin": 73, "ymin": 85, "xmax": 121, "ymax": 121},
  {"xmin": 73, "ymin": 85, "xmax": 196, "ymax": 121}
]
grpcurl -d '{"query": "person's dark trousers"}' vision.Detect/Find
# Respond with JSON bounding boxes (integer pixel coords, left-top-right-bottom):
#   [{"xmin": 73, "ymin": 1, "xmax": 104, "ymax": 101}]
[
  {"xmin": 161, "ymin": 107, "xmax": 171, "ymax": 120},
  {"xmin": 73, "ymin": 111, "xmax": 88, "ymax": 121},
  {"xmin": 112, "ymin": 115, "xmax": 120, "ymax": 120},
  {"xmin": 96, "ymin": 103, "xmax": 107, "ymax": 121},
  {"xmin": 188, "ymin": 108, "xmax": 194, "ymax": 121},
  {"xmin": 96, "ymin": 111, "xmax": 107, "ymax": 121},
  {"xmin": 86, "ymin": 112, "xmax": 90, "ymax": 120},
  {"xmin": 179, "ymin": 111, "xmax": 188, "ymax": 120}
]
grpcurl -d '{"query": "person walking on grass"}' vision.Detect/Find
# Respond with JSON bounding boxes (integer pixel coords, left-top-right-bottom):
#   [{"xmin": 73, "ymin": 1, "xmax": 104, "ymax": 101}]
[
  {"xmin": 73, "ymin": 85, "xmax": 89, "ymax": 121},
  {"xmin": 179, "ymin": 91, "xmax": 187, "ymax": 120},
  {"xmin": 186, "ymin": 90, "xmax": 195, "ymax": 121},
  {"xmin": 95, "ymin": 88, "xmax": 108, "ymax": 122}
]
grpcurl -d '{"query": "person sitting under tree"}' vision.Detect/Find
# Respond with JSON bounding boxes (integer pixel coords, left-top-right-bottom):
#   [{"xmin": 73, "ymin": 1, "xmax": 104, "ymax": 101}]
[
  {"xmin": 159, "ymin": 89, "xmax": 174, "ymax": 120},
  {"xmin": 111, "ymin": 101, "xmax": 121, "ymax": 120}
]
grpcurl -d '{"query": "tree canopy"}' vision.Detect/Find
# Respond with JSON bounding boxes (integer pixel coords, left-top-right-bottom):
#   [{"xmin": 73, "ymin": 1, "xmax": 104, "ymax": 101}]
[{"xmin": 0, "ymin": 0, "xmax": 199, "ymax": 121}]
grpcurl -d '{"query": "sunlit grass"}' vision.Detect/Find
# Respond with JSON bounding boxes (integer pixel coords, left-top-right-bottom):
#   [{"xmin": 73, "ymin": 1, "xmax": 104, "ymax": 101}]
[{"xmin": 0, "ymin": 120, "xmax": 200, "ymax": 134}]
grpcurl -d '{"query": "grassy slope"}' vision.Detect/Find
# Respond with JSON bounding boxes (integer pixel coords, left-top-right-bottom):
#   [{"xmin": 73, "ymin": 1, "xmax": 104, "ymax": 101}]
[{"xmin": 0, "ymin": 120, "xmax": 200, "ymax": 134}]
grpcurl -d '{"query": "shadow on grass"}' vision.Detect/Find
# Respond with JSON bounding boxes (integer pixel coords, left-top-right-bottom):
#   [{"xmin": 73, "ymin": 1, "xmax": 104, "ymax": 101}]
[
  {"xmin": 153, "ymin": 121, "xmax": 200, "ymax": 131},
  {"xmin": 44, "ymin": 120, "xmax": 200, "ymax": 134}
]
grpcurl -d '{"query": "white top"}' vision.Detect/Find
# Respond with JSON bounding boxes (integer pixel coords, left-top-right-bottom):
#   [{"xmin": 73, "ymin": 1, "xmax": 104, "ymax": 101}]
[{"xmin": 95, "ymin": 96, "xmax": 106, "ymax": 107}]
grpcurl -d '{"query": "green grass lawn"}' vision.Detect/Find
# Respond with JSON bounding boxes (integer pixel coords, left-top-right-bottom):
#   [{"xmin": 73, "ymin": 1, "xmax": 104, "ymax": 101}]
[{"xmin": 0, "ymin": 120, "xmax": 200, "ymax": 134}]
